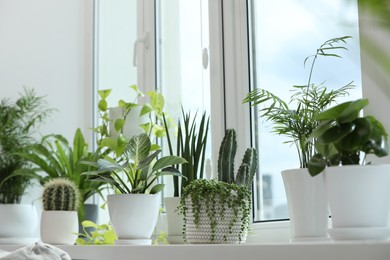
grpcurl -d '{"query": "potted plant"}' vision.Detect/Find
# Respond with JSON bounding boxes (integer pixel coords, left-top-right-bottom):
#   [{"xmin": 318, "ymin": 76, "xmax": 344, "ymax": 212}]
[
  {"xmin": 243, "ymin": 36, "xmax": 354, "ymax": 241},
  {"xmin": 0, "ymin": 88, "xmax": 53, "ymax": 238},
  {"xmin": 162, "ymin": 109, "xmax": 210, "ymax": 241},
  {"xmin": 14, "ymin": 128, "xmax": 107, "ymax": 230},
  {"xmin": 308, "ymin": 98, "xmax": 390, "ymax": 241},
  {"xmin": 179, "ymin": 129, "xmax": 257, "ymax": 244},
  {"xmin": 95, "ymin": 85, "xmax": 169, "ymax": 156},
  {"xmin": 40, "ymin": 178, "xmax": 80, "ymax": 245},
  {"xmin": 82, "ymin": 133, "xmax": 187, "ymax": 245}
]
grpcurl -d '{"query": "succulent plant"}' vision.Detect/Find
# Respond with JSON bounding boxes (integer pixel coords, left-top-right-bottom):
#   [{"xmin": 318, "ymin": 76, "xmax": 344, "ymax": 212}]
[
  {"xmin": 217, "ymin": 129, "xmax": 258, "ymax": 189},
  {"xmin": 42, "ymin": 178, "xmax": 80, "ymax": 211}
]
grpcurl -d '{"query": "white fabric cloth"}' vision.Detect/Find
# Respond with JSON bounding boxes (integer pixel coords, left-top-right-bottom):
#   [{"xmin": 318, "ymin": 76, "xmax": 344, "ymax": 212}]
[{"xmin": 0, "ymin": 242, "xmax": 71, "ymax": 260}]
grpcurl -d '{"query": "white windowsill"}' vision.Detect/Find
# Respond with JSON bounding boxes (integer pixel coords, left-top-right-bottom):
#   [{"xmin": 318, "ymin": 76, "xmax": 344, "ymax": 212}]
[{"xmin": 2, "ymin": 241, "xmax": 390, "ymax": 260}]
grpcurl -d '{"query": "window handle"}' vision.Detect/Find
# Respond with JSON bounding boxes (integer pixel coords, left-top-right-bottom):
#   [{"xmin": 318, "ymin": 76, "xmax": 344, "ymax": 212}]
[
  {"xmin": 133, "ymin": 32, "xmax": 150, "ymax": 67},
  {"xmin": 202, "ymin": 47, "xmax": 209, "ymax": 69}
]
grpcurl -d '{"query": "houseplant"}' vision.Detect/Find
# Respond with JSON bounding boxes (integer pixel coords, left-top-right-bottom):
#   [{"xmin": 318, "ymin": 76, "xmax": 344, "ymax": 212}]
[
  {"xmin": 40, "ymin": 178, "xmax": 80, "ymax": 245},
  {"xmin": 14, "ymin": 128, "xmax": 107, "ymax": 228},
  {"xmin": 180, "ymin": 129, "xmax": 257, "ymax": 244},
  {"xmin": 308, "ymin": 98, "xmax": 390, "ymax": 240},
  {"xmin": 243, "ymin": 36, "xmax": 354, "ymax": 241},
  {"xmin": 82, "ymin": 133, "xmax": 187, "ymax": 245},
  {"xmin": 162, "ymin": 109, "xmax": 210, "ymax": 241},
  {"xmin": 95, "ymin": 85, "xmax": 168, "ymax": 157},
  {"xmin": 0, "ymin": 87, "xmax": 52, "ymax": 238}
]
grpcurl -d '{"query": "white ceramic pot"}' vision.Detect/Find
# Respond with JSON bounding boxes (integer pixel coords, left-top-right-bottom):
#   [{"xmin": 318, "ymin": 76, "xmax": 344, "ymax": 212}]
[
  {"xmin": 164, "ymin": 197, "xmax": 184, "ymax": 243},
  {"xmin": 324, "ymin": 164, "xmax": 390, "ymax": 241},
  {"xmin": 282, "ymin": 168, "xmax": 329, "ymax": 242},
  {"xmin": 40, "ymin": 211, "xmax": 78, "ymax": 245},
  {"xmin": 184, "ymin": 197, "xmax": 248, "ymax": 244},
  {"xmin": 0, "ymin": 204, "xmax": 38, "ymax": 238},
  {"xmin": 107, "ymin": 194, "xmax": 160, "ymax": 245}
]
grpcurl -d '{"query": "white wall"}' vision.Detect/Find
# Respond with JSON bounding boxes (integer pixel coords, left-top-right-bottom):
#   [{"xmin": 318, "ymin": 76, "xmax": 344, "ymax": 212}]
[
  {"xmin": 359, "ymin": 7, "xmax": 390, "ymax": 164},
  {"xmin": 0, "ymin": 0, "xmax": 94, "ymax": 144}
]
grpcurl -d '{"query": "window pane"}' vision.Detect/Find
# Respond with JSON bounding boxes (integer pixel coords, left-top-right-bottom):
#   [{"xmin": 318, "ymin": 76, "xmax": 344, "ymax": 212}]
[
  {"xmin": 95, "ymin": 0, "xmax": 138, "ymax": 104},
  {"xmin": 249, "ymin": 0, "xmax": 362, "ymax": 221},
  {"xmin": 156, "ymin": 0, "xmax": 211, "ymax": 196}
]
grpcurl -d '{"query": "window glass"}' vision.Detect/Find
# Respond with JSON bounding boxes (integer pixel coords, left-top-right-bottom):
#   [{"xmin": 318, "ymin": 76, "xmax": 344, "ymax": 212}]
[
  {"xmin": 248, "ymin": 0, "xmax": 362, "ymax": 221},
  {"xmin": 156, "ymin": 0, "xmax": 212, "ymax": 196},
  {"xmin": 95, "ymin": 0, "xmax": 138, "ymax": 105}
]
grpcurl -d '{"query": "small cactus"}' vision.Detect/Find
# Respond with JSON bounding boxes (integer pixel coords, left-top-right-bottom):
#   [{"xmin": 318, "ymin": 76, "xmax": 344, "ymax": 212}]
[
  {"xmin": 217, "ymin": 129, "xmax": 258, "ymax": 188},
  {"xmin": 42, "ymin": 178, "xmax": 80, "ymax": 211}
]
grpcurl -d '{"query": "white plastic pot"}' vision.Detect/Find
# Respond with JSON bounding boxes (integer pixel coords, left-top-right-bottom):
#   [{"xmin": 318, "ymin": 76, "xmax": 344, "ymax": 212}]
[
  {"xmin": 108, "ymin": 194, "xmax": 160, "ymax": 245},
  {"xmin": 282, "ymin": 168, "xmax": 329, "ymax": 242},
  {"xmin": 0, "ymin": 204, "xmax": 38, "ymax": 238},
  {"xmin": 324, "ymin": 164, "xmax": 390, "ymax": 241},
  {"xmin": 40, "ymin": 211, "xmax": 78, "ymax": 245}
]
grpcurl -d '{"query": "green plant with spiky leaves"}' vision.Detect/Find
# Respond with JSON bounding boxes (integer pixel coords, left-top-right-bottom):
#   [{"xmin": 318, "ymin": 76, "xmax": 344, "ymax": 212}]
[
  {"xmin": 244, "ymin": 36, "xmax": 354, "ymax": 168},
  {"xmin": 163, "ymin": 108, "xmax": 210, "ymax": 197},
  {"xmin": 0, "ymin": 87, "xmax": 53, "ymax": 204},
  {"xmin": 13, "ymin": 128, "xmax": 107, "ymax": 222}
]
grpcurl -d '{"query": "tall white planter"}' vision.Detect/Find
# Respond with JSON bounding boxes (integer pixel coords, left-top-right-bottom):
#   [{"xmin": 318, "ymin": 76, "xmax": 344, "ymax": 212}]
[
  {"xmin": 164, "ymin": 197, "xmax": 184, "ymax": 243},
  {"xmin": 40, "ymin": 211, "xmax": 78, "ymax": 245},
  {"xmin": 324, "ymin": 164, "xmax": 390, "ymax": 241},
  {"xmin": 0, "ymin": 204, "xmax": 38, "ymax": 238},
  {"xmin": 282, "ymin": 168, "xmax": 329, "ymax": 242},
  {"xmin": 108, "ymin": 194, "xmax": 160, "ymax": 245}
]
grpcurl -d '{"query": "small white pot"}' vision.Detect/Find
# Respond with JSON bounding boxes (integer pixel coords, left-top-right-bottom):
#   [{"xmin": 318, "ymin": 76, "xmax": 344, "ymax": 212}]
[
  {"xmin": 282, "ymin": 168, "xmax": 329, "ymax": 242},
  {"xmin": 164, "ymin": 197, "xmax": 184, "ymax": 243},
  {"xmin": 108, "ymin": 194, "xmax": 160, "ymax": 245},
  {"xmin": 40, "ymin": 211, "xmax": 78, "ymax": 245},
  {"xmin": 0, "ymin": 204, "xmax": 38, "ymax": 238},
  {"xmin": 324, "ymin": 164, "xmax": 390, "ymax": 240}
]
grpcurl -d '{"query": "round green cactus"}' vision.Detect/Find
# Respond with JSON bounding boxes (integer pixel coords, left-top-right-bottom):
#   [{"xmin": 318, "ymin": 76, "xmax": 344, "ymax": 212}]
[{"xmin": 42, "ymin": 178, "xmax": 80, "ymax": 211}]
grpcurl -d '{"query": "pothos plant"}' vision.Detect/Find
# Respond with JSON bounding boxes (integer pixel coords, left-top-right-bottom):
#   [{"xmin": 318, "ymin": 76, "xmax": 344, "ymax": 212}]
[
  {"xmin": 95, "ymin": 85, "xmax": 169, "ymax": 157},
  {"xmin": 308, "ymin": 98, "xmax": 389, "ymax": 176},
  {"xmin": 243, "ymin": 36, "xmax": 354, "ymax": 168},
  {"xmin": 82, "ymin": 133, "xmax": 187, "ymax": 194},
  {"xmin": 179, "ymin": 129, "xmax": 257, "ymax": 243}
]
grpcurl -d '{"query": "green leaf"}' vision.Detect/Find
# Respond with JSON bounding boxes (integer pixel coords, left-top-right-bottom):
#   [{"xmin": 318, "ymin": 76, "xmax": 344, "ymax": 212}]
[
  {"xmin": 308, "ymin": 154, "xmax": 327, "ymax": 176},
  {"xmin": 73, "ymin": 128, "xmax": 86, "ymax": 162},
  {"xmin": 98, "ymin": 89, "xmax": 111, "ymax": 99},
  {"xmin": 130, "ymin": 84, "xmax": 144, "ymax": 97},
  {"xmin": 147, "ymin": 92, "xmax": 165, "ymax": 116},
  {"xmin": 317, "ymin": 123, "xmax": 355, "ymax": 144},
  {"xmin": 138, "ymin": 150, "xmax": 161, "ymax": 170},
  {"xmin": 114, "ymin": 119, "xmax": 125, "ymax": 132},
  {"xmin": 140, "ymin": 104, "xmax": 153, "ymax": 116},
  {"xmin": 339, "ymin": 118, "xmax": 371, "ymax": 151},
  {"xmin": 150, "ymin": 184, "xmax": 165, "ymax": 194},
  {"xmin": 98, "ymin": 99, "xmax": 108, "ymax": 112},
  {"xmin": 126, "ymin": 133, "xmax": 151, "ymax": 163},
  {"xmin": 81, "ymin": 220, "xmax": 99, "ymax": 229},
  {"xmin": 153, "ymin": 156, "xmax": 187, "ymax": 172}
]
